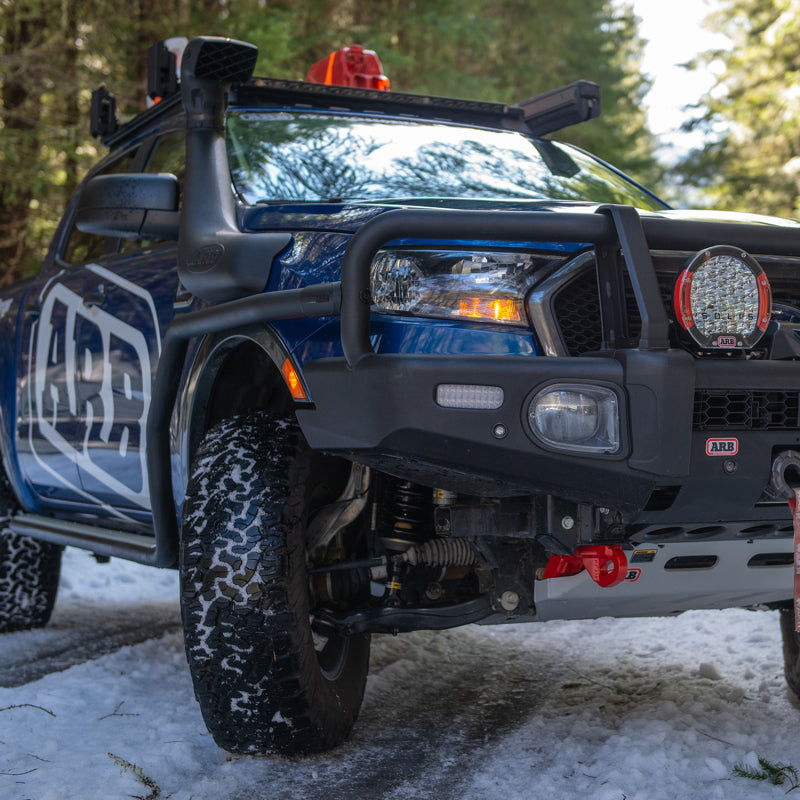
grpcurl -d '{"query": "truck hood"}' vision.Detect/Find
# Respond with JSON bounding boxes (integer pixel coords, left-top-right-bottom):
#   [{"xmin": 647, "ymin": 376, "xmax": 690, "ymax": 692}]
[
  {"xmin": 242, "ymin": 199, "xmax": 800, "ymax": 236},
  {"xmin": 644, "ymin": 207, "xmax": 800, "ymax": 230}
]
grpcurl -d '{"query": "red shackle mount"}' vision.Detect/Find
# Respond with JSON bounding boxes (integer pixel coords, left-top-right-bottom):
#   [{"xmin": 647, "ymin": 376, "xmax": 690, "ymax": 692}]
[{"xmin": 542, "ymin": 545, "xmax": 628, "ymax": 588}]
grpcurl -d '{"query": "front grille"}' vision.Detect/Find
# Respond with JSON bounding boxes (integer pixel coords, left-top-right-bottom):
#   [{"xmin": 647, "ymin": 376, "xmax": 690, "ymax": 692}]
[
  {"xmin": 693, "ymin": 390, "xmax": 800, "ymax": 430},
  {"xmin": 551, "ymin": 269, "xmax": 602, "ymax": 355},
  {"xmin": 548, "ymin": 250, "xmax": 800, "ymax": 356}
]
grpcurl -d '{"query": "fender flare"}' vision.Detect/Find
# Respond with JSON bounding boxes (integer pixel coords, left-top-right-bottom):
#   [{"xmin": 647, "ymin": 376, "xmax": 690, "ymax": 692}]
[
  {"xmin": 175, "ymin": 326, "xmax": 301, "ymax": 505},
  {"xmin": 146, "ymin": 282, "xmax": 341, "ymax": 567}
]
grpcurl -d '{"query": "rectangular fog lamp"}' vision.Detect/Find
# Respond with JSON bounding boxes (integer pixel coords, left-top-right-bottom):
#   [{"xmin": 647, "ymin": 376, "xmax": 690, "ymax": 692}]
[{"xmin": 436, "ymin": 384, "xmax": 504, "ymax": 410}]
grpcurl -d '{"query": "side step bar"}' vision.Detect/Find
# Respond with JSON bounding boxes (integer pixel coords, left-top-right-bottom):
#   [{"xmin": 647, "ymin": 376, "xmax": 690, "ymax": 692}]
[{"xmin": 8, "ymin": 514, "xmax": 160, "ymax": 566}]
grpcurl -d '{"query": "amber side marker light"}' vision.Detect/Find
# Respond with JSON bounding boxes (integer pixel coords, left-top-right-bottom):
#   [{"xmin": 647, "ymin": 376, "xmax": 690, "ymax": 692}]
[{"xmin": 281, "ymin": 359, "xmax": 307, "ymax": 401}]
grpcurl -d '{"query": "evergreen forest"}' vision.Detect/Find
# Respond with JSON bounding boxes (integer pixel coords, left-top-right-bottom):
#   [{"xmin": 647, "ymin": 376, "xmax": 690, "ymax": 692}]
[{"xmin": 1, "ymin": 0, "xmax": 799, "ymax": 285}]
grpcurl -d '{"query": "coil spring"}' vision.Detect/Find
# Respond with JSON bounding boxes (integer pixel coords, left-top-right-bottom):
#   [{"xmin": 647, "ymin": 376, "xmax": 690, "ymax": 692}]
[
  {"xmin": 403, "ymin": 538, "xmax": 476, "ymax": 567},
  {"xmin": 383, "ymin": 478, "xmax": 432, "ymax": 542}
]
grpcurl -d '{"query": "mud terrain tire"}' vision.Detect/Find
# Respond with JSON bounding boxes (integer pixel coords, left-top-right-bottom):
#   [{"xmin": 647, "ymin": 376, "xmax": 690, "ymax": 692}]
[
  {"xmin": 180, "ymin": 412, "xmax": 370, "ymax": 754},
  {"xmin": 0, "ymin": 476, "xmax": 62, "ymax": 632}
]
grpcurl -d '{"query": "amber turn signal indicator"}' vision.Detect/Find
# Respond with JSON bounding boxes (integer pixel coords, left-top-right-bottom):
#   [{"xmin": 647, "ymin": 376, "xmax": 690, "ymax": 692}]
[{"xmin": 281, "ymin": 358, "xmax": 307, "ymax": 401}]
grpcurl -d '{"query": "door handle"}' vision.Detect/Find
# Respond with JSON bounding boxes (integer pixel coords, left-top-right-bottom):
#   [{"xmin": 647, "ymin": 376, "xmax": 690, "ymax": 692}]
[{"xmin": 82, "ymin": 289, "xmax": 106, "ymax": 307}]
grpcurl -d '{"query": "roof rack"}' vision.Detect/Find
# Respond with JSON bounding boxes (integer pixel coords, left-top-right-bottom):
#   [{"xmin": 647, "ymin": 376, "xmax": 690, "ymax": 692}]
[
  {"xmin": 91, "ymin": 37, "xmax": 601, "ymax": 148},
  {"xmin": 237, "ymin": 77, "xmax": 523, "ymax": 130}
]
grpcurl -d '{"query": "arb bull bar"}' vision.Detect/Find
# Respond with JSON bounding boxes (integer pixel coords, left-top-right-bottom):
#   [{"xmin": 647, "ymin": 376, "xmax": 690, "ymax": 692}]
[{"xmin": 148, "ymin": 206, "xmax": 800, "ymax": 566}]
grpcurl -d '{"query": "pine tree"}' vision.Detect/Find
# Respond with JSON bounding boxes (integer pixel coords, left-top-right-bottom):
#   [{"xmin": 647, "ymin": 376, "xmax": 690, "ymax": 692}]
[{"xmin": 678, "ymin": 0, "xmax": 800, "ymax": 217}]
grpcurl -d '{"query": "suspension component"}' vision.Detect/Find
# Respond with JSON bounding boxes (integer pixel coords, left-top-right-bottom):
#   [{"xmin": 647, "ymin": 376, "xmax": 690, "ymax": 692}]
[
  {"xmin": 380, "ymin": 478, "xmax": 433, "ymax": 547},
  {"xmin": 312, "ymin": 566, "xmax": 371, "ymax": 603},
  {"xmin": 386, "ymin": 560, "xmax": 403, "ymax": 606},
  {"xmin": 433, "ymin": 489, "xmax": 458, "ymax": 506},
  {"xmin": 306, "ymin": 463, "xmax": 371, "ymax": 553},
  {"xmin": 401, "ymin": 538, "xmax": 476, "ymax": 568}
]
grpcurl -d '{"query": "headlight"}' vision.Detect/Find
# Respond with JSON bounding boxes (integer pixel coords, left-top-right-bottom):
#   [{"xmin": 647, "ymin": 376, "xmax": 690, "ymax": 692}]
[
  {"xmin": 673, "ymin": 244, "xmax": 771, "ymax": 349},
  {"xmin": 370, "ymin": 249, "xmax": 554, "ymax": 327},
  {"xmin": 528, "ymin": 384, "xmax": 620, "ymax": 454}
]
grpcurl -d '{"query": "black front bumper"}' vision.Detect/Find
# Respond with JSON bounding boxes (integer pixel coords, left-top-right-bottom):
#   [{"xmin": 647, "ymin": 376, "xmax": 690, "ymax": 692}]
[
  {"xmin": 298, "ymin": 349, "xmax": 800, "ymax": 525},
  {"xmin": 298, "ymin": 348, "xmax": 694, "ymax": 516}
]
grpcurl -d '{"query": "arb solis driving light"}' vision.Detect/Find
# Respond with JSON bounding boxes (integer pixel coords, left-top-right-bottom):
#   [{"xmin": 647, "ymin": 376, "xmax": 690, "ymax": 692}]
[{"xmin": 673, "ymin": 244, "xmax": 772, "ymax": 349}]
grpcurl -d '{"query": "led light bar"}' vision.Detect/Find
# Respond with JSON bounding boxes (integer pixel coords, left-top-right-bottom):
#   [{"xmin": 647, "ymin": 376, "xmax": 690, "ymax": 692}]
[
  {"xmin": 673, "ymin": 244, "xmax": 771, "ymax": 349},
  {"xmin": 436, "ymin": 384, "xmax": 504, "ymax": 410}
]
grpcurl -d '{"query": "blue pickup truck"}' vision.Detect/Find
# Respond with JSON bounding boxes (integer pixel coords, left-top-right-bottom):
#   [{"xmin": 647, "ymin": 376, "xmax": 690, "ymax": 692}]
[{"xmin": 3, "ymin": 36, "xmax": 800, "ymax": 755}]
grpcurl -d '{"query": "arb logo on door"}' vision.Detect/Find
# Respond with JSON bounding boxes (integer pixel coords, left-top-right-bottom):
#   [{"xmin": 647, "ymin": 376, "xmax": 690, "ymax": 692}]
[{"xmin": 706, "ymin": 438, "xmax": 739, "ymax": 456}]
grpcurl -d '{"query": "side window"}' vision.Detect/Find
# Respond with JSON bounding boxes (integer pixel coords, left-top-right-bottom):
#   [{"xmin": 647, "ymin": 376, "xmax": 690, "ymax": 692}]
[
  {"xmin": 144, "ymin": 130, "xmax": 185, "ymax": 183},
  {"xmin": 61, "ymin": 148, "xmax": 138, "ymax": 265},
  {"xmin": 118, "ymin": 130, "xmax": 185, "ymax": 256}
]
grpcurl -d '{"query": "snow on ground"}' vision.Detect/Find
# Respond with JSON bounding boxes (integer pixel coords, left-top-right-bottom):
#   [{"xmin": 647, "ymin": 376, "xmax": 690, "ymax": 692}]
[{"xmin": 1, "ymin": 547, "xmax": 799, "ymax": 799}]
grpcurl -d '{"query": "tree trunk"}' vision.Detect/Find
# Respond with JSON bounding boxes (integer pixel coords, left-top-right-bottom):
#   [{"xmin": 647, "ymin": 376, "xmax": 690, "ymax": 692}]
[{"xmin": 0, "ymin": 6, "xmax": 43, "ymax": 286}]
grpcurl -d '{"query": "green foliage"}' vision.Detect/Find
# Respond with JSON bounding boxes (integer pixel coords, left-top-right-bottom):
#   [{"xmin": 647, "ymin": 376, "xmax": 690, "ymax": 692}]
[
  {"xmin": 732, "ymin": 755, "xmax": 800, "ymax": 789},
  {"xmin": 0, "ymin": 0, "xmax": 662, "ymax": 284},
  {"xmin": 678, "ymin": 0, "xmax": 800, "ymax": 218}
]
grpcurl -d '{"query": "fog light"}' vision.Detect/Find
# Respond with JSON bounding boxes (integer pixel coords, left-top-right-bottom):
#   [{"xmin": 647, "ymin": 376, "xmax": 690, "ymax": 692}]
[
  {"xmin": 436, "ymin": 384, "xmax": 504, "ymax": 409},
  {"xmin": 673, "ymin": 244, "xmax": 771, "ymax": 349},
  {"xmin": 528, "ymin": 384, "xmax": 619, "ymax": 454}
]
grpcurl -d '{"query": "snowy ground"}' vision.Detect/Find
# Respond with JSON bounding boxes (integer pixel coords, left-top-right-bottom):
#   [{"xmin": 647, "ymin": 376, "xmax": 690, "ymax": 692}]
[{"xmin": 1, "ymin": 547, "xmax": 799, "ymax": 800}]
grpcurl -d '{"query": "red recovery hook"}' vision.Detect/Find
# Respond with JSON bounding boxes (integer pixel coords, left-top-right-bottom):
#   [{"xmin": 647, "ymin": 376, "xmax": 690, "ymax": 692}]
[{"xmin": 542, "ymin": 545, "xmax": 628, "ymax": 588}]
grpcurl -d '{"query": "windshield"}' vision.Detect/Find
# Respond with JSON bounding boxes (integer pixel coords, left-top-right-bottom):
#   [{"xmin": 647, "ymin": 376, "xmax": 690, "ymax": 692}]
[{"xmin": 226, "ymin": 110, "xmax": 664, "ymax": 210}]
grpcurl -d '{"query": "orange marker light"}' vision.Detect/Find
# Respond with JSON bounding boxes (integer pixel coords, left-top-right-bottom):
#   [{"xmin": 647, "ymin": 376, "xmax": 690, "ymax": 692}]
[
  {"xmin": 458, "ymin": 297, "xmax": 521, "ymax": 323},
  {"xmin": 281, "ymin": 359, "xmax": 307, "ymax": 401}
]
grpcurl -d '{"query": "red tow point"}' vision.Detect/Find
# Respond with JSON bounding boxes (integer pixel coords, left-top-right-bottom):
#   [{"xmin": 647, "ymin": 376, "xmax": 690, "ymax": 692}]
[{"xmin": 542, "ymin": 545, "xmax": 628, "ymax": 588}]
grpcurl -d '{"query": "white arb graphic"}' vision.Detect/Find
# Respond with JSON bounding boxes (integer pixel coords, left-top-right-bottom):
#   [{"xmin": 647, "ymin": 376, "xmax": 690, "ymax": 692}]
[{"xmin": 29, "ymin": 265, "xmax": 162, "ymax": 510}]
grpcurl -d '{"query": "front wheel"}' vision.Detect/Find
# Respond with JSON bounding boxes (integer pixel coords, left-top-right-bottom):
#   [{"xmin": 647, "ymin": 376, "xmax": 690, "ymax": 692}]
[
  {"xmin": 0, "ymin": 477, "xmax": 61, "ymax": 633},
  {"xmin": 180, "ymin": 413, "xmax": 370, "ymax": 754}
]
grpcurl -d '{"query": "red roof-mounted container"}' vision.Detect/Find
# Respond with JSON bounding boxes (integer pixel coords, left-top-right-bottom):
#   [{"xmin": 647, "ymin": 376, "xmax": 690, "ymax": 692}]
[{"xmin": 306, "ymin": 45, "xmax": 390, "ymax": 91}]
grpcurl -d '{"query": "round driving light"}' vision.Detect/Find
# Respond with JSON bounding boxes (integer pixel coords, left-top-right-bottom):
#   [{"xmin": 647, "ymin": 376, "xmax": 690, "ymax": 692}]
[{"xmin": 673, "ymin": 244, "xmax": 771, "ymax": 349}]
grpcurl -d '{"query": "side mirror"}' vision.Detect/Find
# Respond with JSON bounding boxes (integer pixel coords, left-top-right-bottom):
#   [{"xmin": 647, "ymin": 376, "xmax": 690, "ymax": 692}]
[{"xmin": 76, "ymin": 173, "xmax": 180, "ymax": 240}]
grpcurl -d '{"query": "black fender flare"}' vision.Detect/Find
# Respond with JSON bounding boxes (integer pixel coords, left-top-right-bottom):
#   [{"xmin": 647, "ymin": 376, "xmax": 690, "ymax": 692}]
[{"xmin": 146, "ymin": 282, "xmax": 341, "ymax": 567}]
